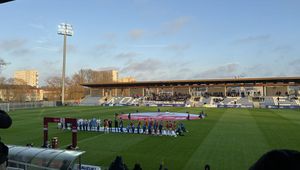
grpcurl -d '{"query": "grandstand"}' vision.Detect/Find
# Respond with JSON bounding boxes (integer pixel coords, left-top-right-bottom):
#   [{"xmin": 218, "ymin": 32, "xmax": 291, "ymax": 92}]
[
  {"xmin": 80, "ymin": 77, "xmax": 300, "ymax": 108},
  {"xmin": 237, "ymin": 97, "xmax": 253, "ymax": 107},
  {"xmin": 79, "ymin": 96, "xmax": 101, "ymax": 106}
]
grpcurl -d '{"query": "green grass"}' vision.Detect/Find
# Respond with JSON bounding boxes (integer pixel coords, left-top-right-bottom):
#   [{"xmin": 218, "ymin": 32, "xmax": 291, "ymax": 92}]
[{"xmin": 1, "ymin": 106, "xmax": 300, "ymax": 170}]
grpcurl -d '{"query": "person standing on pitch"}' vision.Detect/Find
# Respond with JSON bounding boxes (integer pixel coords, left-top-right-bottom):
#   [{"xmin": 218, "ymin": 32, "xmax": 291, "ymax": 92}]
[
  {"xmin": 131, "ymin": 121, "xmax": 135, "ymax": 134},
  {"xmin": 142, "ymin": 119, "xmax": 147, "ymax": 134},
  {"xmin": 148, "ymin": 119, "xmax": 153, "ymax": 135},
  {"xmin": 137, "ymin": 120, "xmax": 141, "ymax": 134},
  {"xmin": 166, "ymin": 121, "xmax": 170, "ymax": 135},
  {"xmin": 119, "ymin": 118, "xmax": 123, "ymax": 133},
  {"xmin": 159, "ymin": 120, "xmax": 163, "ymax": 135},
  {"xmin": 114, "ymin": 118, "xmax": 119, "ymax": 132},
  {"xmin": 153, "ymin": 120, "xmax": 158, "ymax": 135},
  {"xmin": 128, "ymin": 113, "xmax": 131, "ymax": 120},
  {"xmin": 108, "ymin": 119, "xmax": 112, "ymax": 132}
]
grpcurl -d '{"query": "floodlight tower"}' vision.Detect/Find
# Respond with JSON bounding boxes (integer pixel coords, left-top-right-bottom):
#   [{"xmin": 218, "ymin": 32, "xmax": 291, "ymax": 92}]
[{"xmin": 57, "ymin": 23, "xmax": 73, "ymax": 105}]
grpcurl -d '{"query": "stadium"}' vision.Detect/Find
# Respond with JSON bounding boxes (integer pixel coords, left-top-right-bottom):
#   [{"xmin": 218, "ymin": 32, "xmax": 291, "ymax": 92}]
[
  {"xmin": 80, "ymin": 77, "xmax": 300, "ymax": 109},
  {"xmin": 1, "ymin": 1, "xmax": 300, "ymax": 170},
  {"xmin": 1, "ymin": 76, "xmax": 300, "ymax": 170}
]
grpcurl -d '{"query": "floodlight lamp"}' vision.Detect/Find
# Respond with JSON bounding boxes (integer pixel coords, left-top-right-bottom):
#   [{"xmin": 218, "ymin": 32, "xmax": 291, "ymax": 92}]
[{"xmin": 57, "ymin": 23, "xmax": 74, "ymax": 36}]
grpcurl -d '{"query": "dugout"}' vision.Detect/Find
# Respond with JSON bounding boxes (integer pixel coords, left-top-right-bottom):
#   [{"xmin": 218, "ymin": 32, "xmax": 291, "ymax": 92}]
[{"xmin": 7, "ymin": 145, "xmax": 85, "ymax": 170}]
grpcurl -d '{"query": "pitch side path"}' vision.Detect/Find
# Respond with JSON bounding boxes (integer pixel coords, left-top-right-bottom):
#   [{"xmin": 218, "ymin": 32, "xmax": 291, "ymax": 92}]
[{"xmin": 1, "ymin": 106, "xmax": 300, "ymax": 170}]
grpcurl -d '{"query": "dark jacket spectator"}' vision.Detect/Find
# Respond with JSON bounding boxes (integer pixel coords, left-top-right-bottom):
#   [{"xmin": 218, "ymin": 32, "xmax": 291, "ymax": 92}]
[
  {"xmin": 0, "ymin": 110, "xmax": 12, "ymax": 129},
  {"xmin": 249, "ymin": 149, "xmax": 300, "ymax": 170},
  {"xmin": 109, "ymin": 156, "xmax": 128, "ymax": 170}
]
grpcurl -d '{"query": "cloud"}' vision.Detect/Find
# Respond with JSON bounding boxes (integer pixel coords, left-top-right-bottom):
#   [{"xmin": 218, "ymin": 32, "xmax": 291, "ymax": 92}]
[
  {"xmin": 122, "ymin": 58, "xmax": 162, "ymax": 73},
  {"xmin": 164, "ymin": 43, "xmax": 190, "ymax": 52},
  {"xmin": 11, "ymin": 48, "xmax": 33, "ymax": 56},
  {"xmin": 91, "ymin": 44, "xmax": 115, "ymax": 57},
  {"xmin": 114, "ymin": 52, "xmax": 139, "ymax": 60},
  {"xmin": 102, "ymin": 32, "xmax": 117, "ymax": 41},
  {"xmin": 41, "ymin": 60, "xmax": 60, "ymax": 75},
  {"xmin": 58, "ymin": 44, "xmax": 77, "ymax": 54},
  {"xmin": 194, "ymin": 63, "xmax": 240, "ymax": 78},
  {"xmin": 129, "ymin": 29, "xmax": 145, "ymax": 40},
  {"xmin": 95, "ymin": 44, "xmax": 115, "ymax": 50},
  {"xmin": 233, "ymin": 35, "xmax": 270, "ymax": 44},
  {"xmin": 39, "ymin": 60, "xmax": 61, "ymax": 85},
  {"xmin": 120, "ymin": 58, "xmax": 192, "ymax": 81},
  {"xmin": 241, "ymin": 64, "xmax": 274, "ymax": 77},
  {"xmin": 159, "ymin": 16, "xmax": 190, "ymax": 35},
  {"xmin": 29, "ymin": 23, "xmax": 45, "ymax": 30},
  {"xmin": 289, "ymin": 59, "xmax": 300, "ymax": 66},
  {"xmin": 129, "ymin": 44, "xmax": 168, "ymax": 48},
  {"xmin": 33, "ymin": 46, "xmax": 58, "ymax": 52},
  {"xmin": 288, "ymin": 59, "xmax": 300, "ymax": 74},
  {"xmin": 273, "ymin": 45, "xmax": 293, "ymax": 53},
  {"xmin": 0, "ymin": 39, "xmax": 34, "ymax": 57},
  {"xmin": 96, "ymin": 67, "xmax": 119, "ymax": 71},
  {"xmin": 0, "ymin": 39, "xmax": 27, "ymax": 52}
]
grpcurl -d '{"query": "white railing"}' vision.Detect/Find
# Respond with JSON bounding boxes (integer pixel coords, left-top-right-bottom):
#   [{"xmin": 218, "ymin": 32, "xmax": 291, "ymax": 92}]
[{"xmin": 0, "ymin": 101, "xmax": 56, "ymax": 112}]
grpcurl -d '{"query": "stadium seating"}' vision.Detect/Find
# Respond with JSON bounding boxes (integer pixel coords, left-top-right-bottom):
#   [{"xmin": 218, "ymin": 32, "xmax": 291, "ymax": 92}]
[
  {"xmin": 276, "ymin": 97, "xmax": 299, "ymax": 106},
  {"xmin": 120, "ymin": 97, "xmax": 131, "ymax": 104},
  {"xmin": 80, "ymin": 94, "xmax": 300, "ymax": 108},
  {"xmin": 260, "ymin": 97, "xmax": 276, "ymax": 108},
  {"xmin": 194, "ymin": 97, "xmax": 212, "ymax": 106},
  {"xmin": 237, "ymin": 97, "xmax": 253, "ymax": 107},
  {"xmin": 222, "ymin": 97, "xmax": 237, "ymax": 105},
  {"xmin": 80, "ymin": 96, "xmax": 101, "ymax": 106}
]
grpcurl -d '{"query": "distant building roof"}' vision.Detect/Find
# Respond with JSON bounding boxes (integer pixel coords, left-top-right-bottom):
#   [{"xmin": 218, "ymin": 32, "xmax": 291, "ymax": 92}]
[{"xmin": 81, "ymin": 77, "xmax": 300, "ymax": 88}]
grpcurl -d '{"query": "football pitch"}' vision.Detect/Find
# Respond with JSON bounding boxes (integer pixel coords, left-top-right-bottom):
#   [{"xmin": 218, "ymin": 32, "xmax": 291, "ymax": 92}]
[{"xmin": 1, "ymin": 106, "xmax": 300, "ymax": 170}]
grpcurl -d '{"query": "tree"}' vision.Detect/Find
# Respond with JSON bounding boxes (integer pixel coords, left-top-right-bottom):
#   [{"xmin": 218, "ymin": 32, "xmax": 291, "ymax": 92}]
[
  {"xmin": 0, "ymin": 59, "xmax": 8, "ymax": 85},
  {"xmin": 73, "ymin": 69, "xmax": 95, "ymax": 83},
  {"xmin": 45, "ymin": 76, "xmax": 62, "ymax": 88},
  {"xmin": 0, "ymin": 77, "xmax": 6, "ymax": 85},
  {"xmin": 66, "ymin": 69, "xmax": 96, "ymax": 100},
  {"xmin": 0, "ymin": 58, "xmax": 8, "ymax": 72}
]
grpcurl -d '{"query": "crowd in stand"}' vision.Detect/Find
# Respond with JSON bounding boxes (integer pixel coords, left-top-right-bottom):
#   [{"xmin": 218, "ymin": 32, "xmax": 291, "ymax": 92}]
[{"xmin": 145, "ymin": 92, "xmax": 191, "ymax": 101}]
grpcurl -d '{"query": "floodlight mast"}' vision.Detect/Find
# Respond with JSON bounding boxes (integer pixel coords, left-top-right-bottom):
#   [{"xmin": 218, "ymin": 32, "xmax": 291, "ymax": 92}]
[{"xmin": 57, "ymin": 23, "xmax": 73, "ymax": 105}]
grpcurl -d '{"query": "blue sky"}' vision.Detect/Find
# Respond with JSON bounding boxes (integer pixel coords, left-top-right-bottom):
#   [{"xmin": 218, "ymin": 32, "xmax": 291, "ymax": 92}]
[{"xmin": 0, "ymin": 0, "xmax": 300, "ymax": 85}]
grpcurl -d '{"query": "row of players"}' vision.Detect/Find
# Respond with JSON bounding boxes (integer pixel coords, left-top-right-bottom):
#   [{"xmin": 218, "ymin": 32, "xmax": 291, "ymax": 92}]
[
  {"xmin": 59, "ymin": 118, "xmax": 188, "ymax": 136},
  {"xmin": 102, "ymin": 119, "xmax": 187, "ymax": 136}
]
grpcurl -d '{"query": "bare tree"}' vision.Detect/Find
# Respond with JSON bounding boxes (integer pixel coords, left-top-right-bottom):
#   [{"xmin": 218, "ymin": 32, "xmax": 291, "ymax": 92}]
[
  {"xmin": 0, "ymin": 58, "xmax": 8, "ymax": 72},
  {"xmin": 0, "ymin": 77, "xmax": 6, "ymax": 85},
  {"xmin": 45, "ymin": 76, "xmax": 62, "ymax": 88},
  {"xmin": 43, "ymin": 69, "xmax": 101, "ymax": 101},
  {"xmin": 0, "ymin": 59, "xmax": 8, "ymax": 85}
]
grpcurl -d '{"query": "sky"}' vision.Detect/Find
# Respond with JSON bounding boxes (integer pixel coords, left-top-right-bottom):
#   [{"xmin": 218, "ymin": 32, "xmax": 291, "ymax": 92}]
[{"xmin": 0, "ymin": 0, "xmax": 300, "ymax": 85}]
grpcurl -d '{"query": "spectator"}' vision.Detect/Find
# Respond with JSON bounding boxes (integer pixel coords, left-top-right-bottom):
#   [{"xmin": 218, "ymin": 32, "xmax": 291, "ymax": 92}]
[
  {"xmin": 109, "ymin": 156, "xmax": 128, "ymax": 170},
  {"xmin": 0, "ymin": 110, "xmax": 12, "ymax": 129},
  {"xmin": 133, "ymin": 163, "xmax": 142, "ymax": 170},
  {"xmin": 249, "ymin": 149, "xmax": 300, "ymax": 170},
  {"xmin": 159, "ymin": 161, "xmax": 168, "ymax": 170},
  {"xmin": 0, "ymin": 141, "xmax": 8, "ymax": 170}
]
